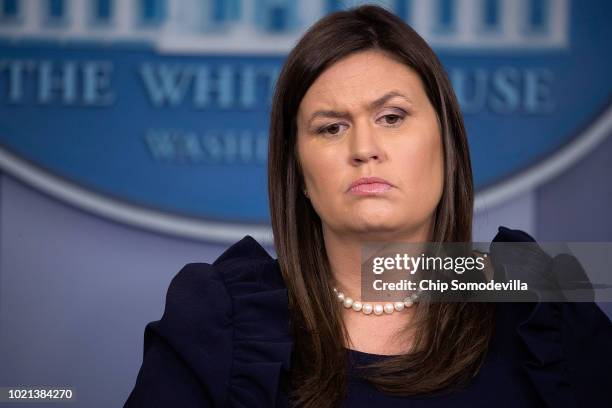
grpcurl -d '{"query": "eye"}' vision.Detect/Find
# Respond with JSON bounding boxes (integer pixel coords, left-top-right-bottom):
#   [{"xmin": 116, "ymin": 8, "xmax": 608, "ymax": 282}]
[
  {"xmin": 383, "ymin": 114, "xmax": 401, "ymax": 124},
  {"xmin": 376, "ymin": 110, "xmax": 407, "ymax": 127},
  {"xmin": 317, "ymin": 123, "xmax": 348, "ymax": 136}
]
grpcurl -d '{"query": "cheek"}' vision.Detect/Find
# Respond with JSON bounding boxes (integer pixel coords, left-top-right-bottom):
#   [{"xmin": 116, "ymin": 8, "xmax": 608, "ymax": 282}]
[
  {"xmin": 299, "ymin": 144, "xmax": 341, "ymax": 194},
  {"xmin": 398, "ymin": 130, "xmax": 444, "ymax": 205},
  {"xmin": 298, "ymin": 142, "xmax": 347, "ymax": 222}
]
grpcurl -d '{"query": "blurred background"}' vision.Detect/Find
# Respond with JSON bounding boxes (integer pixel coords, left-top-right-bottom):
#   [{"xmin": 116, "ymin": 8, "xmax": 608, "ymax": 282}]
[{"xmin": 0, "ymin": 0, "xmax": 611, "ymax": 406}]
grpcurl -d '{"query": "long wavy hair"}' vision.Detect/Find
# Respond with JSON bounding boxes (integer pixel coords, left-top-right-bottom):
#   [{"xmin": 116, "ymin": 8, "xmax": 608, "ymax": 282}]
[{"xmin": 268, "ymin": 5, "xmax": 495, "ymax": 407}]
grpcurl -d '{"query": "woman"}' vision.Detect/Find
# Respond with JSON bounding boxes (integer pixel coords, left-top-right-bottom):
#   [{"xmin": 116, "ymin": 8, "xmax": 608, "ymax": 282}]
[{"xmin": 124, "ymin": 5, "xmax": 612, "ymax": 407}]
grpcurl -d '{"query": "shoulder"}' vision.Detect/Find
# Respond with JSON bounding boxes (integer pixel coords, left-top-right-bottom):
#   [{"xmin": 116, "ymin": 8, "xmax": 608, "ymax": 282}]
[
  {"xmin": 490, "ymin": 226, "xmax": 612, "ymax": 407},
  {"xmin": 157, "ymin": 235, "xmax": 285, "ymax": 348},
  {"xmin": 493, "ymin": 300, "xmax": 612, "ymax": 407},
  {"xmin": 165, "ymin": 235, "xmax": 285, "ymax": 310},
  {"xmin": 126, "ymin": 235, "xmax": 293, "ymax": 407}
]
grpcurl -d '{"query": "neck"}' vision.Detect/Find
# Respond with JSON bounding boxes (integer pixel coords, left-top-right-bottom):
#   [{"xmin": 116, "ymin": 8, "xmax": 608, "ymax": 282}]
[
  {"xmin": 322, "ymin": 223, "xmax": 433, "ymax": 302},
  {"xmin": 321, "ymin": 223, "xmax": 433, "ymax": 354}
]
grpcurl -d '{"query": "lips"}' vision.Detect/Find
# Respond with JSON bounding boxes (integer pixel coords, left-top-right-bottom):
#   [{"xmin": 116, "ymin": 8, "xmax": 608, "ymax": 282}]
[{"xmin": 347, "ymin": 176, "xmax": 394, "ymax": 194}]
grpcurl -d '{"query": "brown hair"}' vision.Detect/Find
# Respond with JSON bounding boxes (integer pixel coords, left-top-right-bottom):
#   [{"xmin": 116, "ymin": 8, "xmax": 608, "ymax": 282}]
[{"xmin": 268, "ymin": 5, "xmax": 494, "ymax": 407}]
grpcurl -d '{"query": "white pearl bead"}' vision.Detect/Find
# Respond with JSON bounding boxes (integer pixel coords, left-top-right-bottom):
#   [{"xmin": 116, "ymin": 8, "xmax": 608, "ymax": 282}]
[
  {"xmin": 343, "ymin": 297, "xmax": 353, "ymax": 308},
  {"xmin": 333, "ymin": 287, "xmax": 410, "ymax": 316},
  {"xmin": 373, "ymin": 304, "xmax": 384, "ymax": 315},
  {"xmin": 384, "ymin": 303, "xmax": 394, "ymax": 314}
]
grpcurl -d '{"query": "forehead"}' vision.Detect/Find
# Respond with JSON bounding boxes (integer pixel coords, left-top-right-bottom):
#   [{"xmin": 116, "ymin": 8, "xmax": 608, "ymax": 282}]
[{"xmin": 298, "ymin": 49, "xmax": 426, "ymax": 113}]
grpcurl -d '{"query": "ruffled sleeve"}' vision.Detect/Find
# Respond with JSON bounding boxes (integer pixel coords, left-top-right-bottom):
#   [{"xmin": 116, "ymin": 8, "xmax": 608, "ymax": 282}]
[
  {"xmin": 212, "ymin": 236, "xmax": 293, "ymax": 408},
  {"xmin": 124, "ymin": 235, "xmax": 293, "ymax": 408},
  {"xmin": 492, "ymin": 226, "xmax": 612, "ymax": 407},
  {"xmin": 515, "ymin": 301, "xmax": 612, "ymax": 407},
  {"xmin": 124, "ymin": 262, "xmax": 233, "ymax": 407}
]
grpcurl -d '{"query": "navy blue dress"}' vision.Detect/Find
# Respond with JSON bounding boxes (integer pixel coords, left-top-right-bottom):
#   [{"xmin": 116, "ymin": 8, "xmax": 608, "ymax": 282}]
[{"xmin": 124, "ymin": 227, "xmax": 612, "ymax": 407}]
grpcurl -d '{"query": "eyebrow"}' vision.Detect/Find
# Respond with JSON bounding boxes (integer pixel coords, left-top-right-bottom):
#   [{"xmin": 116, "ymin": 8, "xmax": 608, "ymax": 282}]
[{"xmin": 307, "ymin": 91, "xmax": 413, "ymax": 127}]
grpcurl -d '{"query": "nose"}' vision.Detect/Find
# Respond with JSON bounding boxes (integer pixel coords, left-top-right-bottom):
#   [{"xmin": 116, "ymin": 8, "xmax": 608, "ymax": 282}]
[{"xmin": 349, "ymin": 122, "xmax": 385, "ymax": 165}]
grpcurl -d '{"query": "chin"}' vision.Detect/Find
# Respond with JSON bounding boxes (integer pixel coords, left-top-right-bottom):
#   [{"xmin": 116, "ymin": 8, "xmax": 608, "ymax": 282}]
[
  {"xmin": 353, "ymin": 205, "xmax": 396, "ymax": 223},
  {"xmin": 350, "ymin": 213, "xmax": 401, "ymax": 234},
  {"xmin": 350, "ymin": 226, "xmax": 407, "ymax": 242}
]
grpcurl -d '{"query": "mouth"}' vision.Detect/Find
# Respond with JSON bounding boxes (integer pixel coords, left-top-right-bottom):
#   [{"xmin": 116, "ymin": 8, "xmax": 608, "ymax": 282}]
[
  {"xmin": 347, "ymin": 177, "xmax": 394, "ymax": 195},
  {"xmin": 348, "ymin": 182, "xmax": 393, "ymax": 195}
]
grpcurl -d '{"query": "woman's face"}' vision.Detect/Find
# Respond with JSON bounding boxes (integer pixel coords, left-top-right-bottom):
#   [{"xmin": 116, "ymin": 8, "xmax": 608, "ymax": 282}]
[{"xmin": 296, "ymin": 49, "xmax": 444, "ymax": 241}]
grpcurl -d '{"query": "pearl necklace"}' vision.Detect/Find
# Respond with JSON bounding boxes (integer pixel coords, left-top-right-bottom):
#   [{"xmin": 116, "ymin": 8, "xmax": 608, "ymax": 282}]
[{"xmin": 333, "ymin": 287, "xmax": 420, "ymax": 316}]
